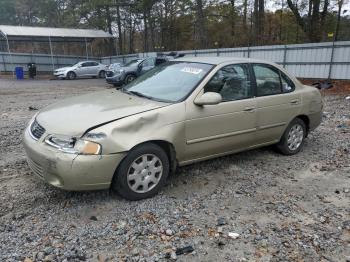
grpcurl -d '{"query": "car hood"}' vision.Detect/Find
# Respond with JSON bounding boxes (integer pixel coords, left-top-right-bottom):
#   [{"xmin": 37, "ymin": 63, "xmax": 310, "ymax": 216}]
[
  {"xmin": 119, "ymin": 65, "xmax": 138, "ymax": 72},
  {"xmin": 36, "ymin": 90, "xmax": 169, "ymax": 136}
]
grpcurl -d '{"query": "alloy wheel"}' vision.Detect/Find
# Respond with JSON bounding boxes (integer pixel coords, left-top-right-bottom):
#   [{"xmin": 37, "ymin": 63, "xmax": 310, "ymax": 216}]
[{"xmin": 287, "ymin": 124, "xmax": 304, "ymax": 151}]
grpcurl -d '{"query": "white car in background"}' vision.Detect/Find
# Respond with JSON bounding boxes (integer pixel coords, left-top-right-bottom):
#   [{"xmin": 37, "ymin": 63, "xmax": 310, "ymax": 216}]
[{"xmin": 54, "ymin": 61, "xmax": 107, "ymax": 80}]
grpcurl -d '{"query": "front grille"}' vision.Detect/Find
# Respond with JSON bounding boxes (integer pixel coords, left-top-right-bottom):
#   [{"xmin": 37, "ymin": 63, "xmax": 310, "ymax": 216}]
[
  {"xmin": 27, "ymin": 157, "xmax": 44, "ymax": 178},
  {"xmin": 106, "ymin": 71, "xmax": 114, "ymax": 77},
  {"xmin": 30, "ymin": 120, "xmax": 46, "ymax": 140}
]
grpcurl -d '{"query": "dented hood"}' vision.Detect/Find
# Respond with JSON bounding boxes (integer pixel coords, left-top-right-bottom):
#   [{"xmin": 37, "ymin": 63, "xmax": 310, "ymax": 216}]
[{"xmin": 36, "ymin": 89, "xmax": 168, "ymax": 136}]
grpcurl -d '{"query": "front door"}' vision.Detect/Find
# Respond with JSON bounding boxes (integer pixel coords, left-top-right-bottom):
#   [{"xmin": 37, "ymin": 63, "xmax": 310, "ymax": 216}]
[
  {"xmin": 139, "ymin": 58, "xmax": 156, "ymax": 75},
  {"xmin": 184, "ymin": 63, "xmax": 257, "ymax": 161},
  {"xmin": 76, "ymin": 62, "xmax": 91, "ymax": 77}
]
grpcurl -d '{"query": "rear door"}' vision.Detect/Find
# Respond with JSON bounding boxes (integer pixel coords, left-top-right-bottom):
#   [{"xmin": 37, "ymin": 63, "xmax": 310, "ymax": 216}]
[
  {"xmin": 252, "ymin": 63, "xmax": 301, "ymax": 145},
  {"xmin": 88, "ymin": 62, "xmax": 100, "ymax": 76},
  {"xmin": 185, "ymin": 63, "xmax": 257, "ymax": 161}
]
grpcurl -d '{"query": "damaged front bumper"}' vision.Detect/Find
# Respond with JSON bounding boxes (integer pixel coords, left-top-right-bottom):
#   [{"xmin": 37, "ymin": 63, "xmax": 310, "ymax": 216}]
[{"xmin": 23, "ymin": 127, "xmax": 126, "ymax": 190}]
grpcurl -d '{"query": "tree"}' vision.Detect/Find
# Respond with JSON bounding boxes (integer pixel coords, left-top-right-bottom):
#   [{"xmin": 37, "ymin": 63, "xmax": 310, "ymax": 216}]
[{"xmin": 287, "ymin": 0, "xmax": 330, "ymax": 42}]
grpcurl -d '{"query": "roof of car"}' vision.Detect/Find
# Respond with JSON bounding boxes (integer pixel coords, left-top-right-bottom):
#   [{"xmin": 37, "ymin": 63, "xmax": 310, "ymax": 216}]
[
  {"xmin": 174, "ymin": 56, "xmax": 273, "ymax": 65},
  {"xmin": 79, "ymin": 61, "xmax": 99, "ymax": 63}
]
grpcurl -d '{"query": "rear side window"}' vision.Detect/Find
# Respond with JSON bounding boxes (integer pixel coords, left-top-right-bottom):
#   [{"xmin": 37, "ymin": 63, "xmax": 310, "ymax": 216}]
[
  {"xmin": 253, "ymin": 64, "xmax": 282, "ymax": 96},
  {"xmin": 280, "ymin": 72, "xmax": 295, "ymax": 93}
]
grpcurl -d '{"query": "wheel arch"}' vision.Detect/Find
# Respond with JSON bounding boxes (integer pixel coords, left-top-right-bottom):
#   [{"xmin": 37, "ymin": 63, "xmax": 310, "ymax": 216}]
[
  {"xmin": 130, "ymin": 140, "xmax": 178, "ymax": 176},
  {"xmin": 125, "ymin": 72, "xmax": 137, "ymax": 79},
  {"xmin": 295, "ymin": 115, "xmax": 310, "ymax": 135},
  {"xmin": 67, "ymin": 71, "xmax": 76, "ymax": 79}
]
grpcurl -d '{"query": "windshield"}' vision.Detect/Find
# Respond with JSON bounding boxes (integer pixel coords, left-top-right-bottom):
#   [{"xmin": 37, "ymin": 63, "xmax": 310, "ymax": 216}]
[
  {"xmin": 109, "ymin": 63, "xmax": 121, "ymax": 70},
  {"xmin": 123, "ymin": 61, "xmax": 213, "ymax": 102},
  {"xmin": 123, "ymin": 59, "xmax": 141, "ymax": 67}
]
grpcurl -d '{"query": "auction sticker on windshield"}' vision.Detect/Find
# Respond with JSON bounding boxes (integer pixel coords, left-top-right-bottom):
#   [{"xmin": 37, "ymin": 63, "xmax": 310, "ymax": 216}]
[{"xmin": 181, "ymin": 67, "xmax": 203, "ymax": 75}]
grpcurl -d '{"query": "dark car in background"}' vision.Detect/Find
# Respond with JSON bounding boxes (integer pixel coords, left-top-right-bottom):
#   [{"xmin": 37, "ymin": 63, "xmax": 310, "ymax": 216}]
[{"xmin": 105, "ymin": 57, "xmax": 168, "ymax": 87}]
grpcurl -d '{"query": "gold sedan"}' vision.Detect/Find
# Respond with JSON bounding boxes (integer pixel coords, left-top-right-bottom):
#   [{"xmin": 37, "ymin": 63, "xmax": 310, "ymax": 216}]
[{"xmin": 23, "ymin": 57, "xmax": 323, "ymax": 200}]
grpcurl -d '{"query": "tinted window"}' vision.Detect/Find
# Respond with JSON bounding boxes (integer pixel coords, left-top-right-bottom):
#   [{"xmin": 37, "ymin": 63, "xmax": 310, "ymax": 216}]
[
  {"xmin": 204, "ymin": 64, "xmax": 252, "ymax": 101},
  {"xmin": 155, "ymin": 58, "xmax": 167, "ymax": 66},
  {"xmin": 125, "ymin": 62, "xmax": 213, "ymax": 102},
  {"xmin": 253, "ymin": 64, "xmax": 282, "ymax": 96}
]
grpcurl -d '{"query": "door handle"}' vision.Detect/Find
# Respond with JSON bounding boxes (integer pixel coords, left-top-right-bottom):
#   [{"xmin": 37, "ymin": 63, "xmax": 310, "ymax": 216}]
[
  {"xmin": 243, "ymin": 107, "xmax": 256, "ymax": 112},
  {"xmin": 290, "ymin": 99, "xmax": 300, "ymax": 104}
]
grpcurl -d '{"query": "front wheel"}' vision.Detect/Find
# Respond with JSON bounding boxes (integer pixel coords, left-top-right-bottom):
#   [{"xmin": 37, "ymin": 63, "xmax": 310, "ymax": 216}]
[
  {"xmin": 66, "ymin": 71, "xmax": 76, "ymax": 80},
  {"xmin": 124, "ymin": 74, "xmax": 136, "ymax": 84},
  {"xmin": 276, "ymin": 118, "xmax": 306, "ymax": 155},
  {"xmin": 112, "ymin": 143, "xmax": 169, "ymax": 200}
]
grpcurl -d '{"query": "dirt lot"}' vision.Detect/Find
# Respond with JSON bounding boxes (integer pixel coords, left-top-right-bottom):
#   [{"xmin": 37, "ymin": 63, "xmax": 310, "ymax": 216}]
[{"xmin": 0, "ymin": 78, "xmax": 349, "ymax": 262}]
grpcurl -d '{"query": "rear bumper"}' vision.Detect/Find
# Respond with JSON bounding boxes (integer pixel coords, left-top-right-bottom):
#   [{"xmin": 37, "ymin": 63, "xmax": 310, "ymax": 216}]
[
  {"xmin": 23, "ymin": 127, "xmax": 126, "ymax": 191},
  {"xmin": 308, "ymin": 110, "xmax": 323, "ymax": 131}
]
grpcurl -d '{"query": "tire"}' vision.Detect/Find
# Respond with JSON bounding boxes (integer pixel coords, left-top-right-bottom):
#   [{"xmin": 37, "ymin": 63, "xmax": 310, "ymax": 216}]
[
  {"xmin": 112, "ymin": 143, "xmax": 170, "ymax": 200},
  {"xmin": 124, "ymin": 74, "xmax": 136, "ymax": 84},
  {"xmin": 276, "ymin": 118, "xmax": 306, "ymax": 155},
  {"xmin": 67, "ymin": 71, "xmax": 76, "ymax": 80},
  {"xmin": 99, "ymin": 70, "xmax": 106, "ymax": 78}
]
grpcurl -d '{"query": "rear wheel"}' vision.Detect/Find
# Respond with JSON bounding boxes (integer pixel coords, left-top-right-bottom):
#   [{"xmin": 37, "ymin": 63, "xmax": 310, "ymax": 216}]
[
  {"xmin": 67, "ymin": 71, "xmax": 76, "ymax": 80},
  {"xmin": 276, "ymin": 118, "xmax": 306, "ymax": 155},
  {"xmin": 99, "ymin": 70, "xmax": 106, "ymax": 78},
  {"xmin": 124, "ymin": 74, "xmax": 136, "ymax": 84},
  {"xmin": 112, "ymin": 143, "xmax": 169, "ymax": 200}
]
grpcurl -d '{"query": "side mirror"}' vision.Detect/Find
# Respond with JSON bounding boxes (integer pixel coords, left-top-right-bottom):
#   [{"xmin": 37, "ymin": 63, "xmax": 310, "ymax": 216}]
[{"xmin": 194, "ymin": 92, "xmax": 222, "ymax": 106}]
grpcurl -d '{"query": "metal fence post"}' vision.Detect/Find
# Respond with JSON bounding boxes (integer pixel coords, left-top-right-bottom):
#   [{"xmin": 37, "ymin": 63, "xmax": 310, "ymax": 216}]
[
  {"xmin": 48, "ymin": 36, "xmax": 55, "ymax": 71},
  {"xmin": 84, "ymin": 38, "xmax": 89, "ymax": 60},
  {"xmin": 328, "ymin": 41, "xmax": 336, "ymax": 80},
  {"xmin": 283, "ymin": 45, "xmax": 287, "ymax": 68},
  {"xmin": 1, "ymin": 52, "xmax": 6, "ymax": 73}
]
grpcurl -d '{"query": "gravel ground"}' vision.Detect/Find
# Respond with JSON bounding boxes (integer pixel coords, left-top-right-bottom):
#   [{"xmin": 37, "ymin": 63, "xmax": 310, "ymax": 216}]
[{"xmin": 0, "ymin": 78, "xmax": 349, "ymax": 262}]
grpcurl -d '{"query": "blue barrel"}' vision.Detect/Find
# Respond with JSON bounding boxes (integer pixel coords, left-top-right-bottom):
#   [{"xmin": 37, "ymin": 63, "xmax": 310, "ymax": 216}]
[{"xmin": 15, "ymin": 67, "xmax": 24, "ymax": 80}]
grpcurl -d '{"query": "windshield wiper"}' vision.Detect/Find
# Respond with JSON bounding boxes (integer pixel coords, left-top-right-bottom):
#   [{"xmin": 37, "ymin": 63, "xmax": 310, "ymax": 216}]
[
  {"xmin": 128, "ymin": 90, "xmax": 154, "ymax": 99},
  {"xmin": 120, "ymin": 88, "xmax": 172, "ymax": 103}
]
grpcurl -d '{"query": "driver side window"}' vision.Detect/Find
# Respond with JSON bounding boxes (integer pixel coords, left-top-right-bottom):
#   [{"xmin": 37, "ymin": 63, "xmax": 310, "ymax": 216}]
[{"xmin": 204, "ymin": 64, "xmax": 252, "ymax": 101}]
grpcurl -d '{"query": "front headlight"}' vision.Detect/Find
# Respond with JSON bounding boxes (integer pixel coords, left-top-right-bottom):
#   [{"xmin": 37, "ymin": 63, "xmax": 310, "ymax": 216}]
[{"xmin": 45, "ymin": 135, "xmax": 101, "ymax": 155}]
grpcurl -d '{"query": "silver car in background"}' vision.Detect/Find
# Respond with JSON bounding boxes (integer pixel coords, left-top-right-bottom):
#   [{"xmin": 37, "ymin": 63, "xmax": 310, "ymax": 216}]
[{"xmin": 54, "ymin": 61, "xmax": 107, "ymax": 80}]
